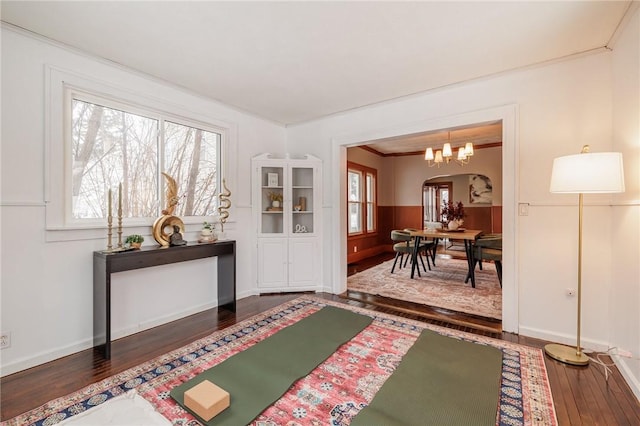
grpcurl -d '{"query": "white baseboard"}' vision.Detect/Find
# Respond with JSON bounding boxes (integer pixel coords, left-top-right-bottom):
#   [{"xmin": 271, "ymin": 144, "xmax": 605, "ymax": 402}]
[
  {"xmin": 0, "ymin": 301, "xmax": 218, "ymax": 377},
  {"xmin": 612, "ymin": 355, "xmax": 640, "ymax": 402},
  {"xmin": 1, "ymin": 337, "xmax": 95, "ymax": 377},
  {"xmin": 518, "ymin": 326, "xmax": 610, "ymax": 352},
  {"xmin": 237, "ymin": 289, "xmax": 259, "ymax": 299},
  {"xmin": 320, "ymin": 285, "xmax": 334, "ymax": 294}
]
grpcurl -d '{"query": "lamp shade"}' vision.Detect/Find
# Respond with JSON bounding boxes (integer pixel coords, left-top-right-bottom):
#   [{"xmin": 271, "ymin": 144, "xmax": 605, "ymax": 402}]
[
  {"xmin": 465, "ymin": 142, "xmax": 474, "ymax": 156},
  {"xmin": 550, "ymin": 151, "xmax": 625, "ymax": 194},
  {"xmin": 425, "ymin": 147, "xmax": 434, "ymax": 161},
  {"xmin": 457, "ymin": 147, "xmax": 467, "ymax": 161},
  {"xmin": 442, "ymin": 143, "xmax": 452, "ymax": 158}
]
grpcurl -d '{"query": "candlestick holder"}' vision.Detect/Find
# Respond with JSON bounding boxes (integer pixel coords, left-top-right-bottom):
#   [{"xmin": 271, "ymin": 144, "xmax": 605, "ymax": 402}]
[
  {"xmin": 107, "ymin": 214, "xmax": 113, "ymax": 250},
  {"xmin": 117, "ymin": 183, "xmax": 123, "ymax": 248}
]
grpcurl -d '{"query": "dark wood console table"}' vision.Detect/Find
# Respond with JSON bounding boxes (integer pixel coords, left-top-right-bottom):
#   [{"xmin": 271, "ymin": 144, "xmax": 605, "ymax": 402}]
[{"xmin": 93, "ymin": 240, "xmax": 236, "ymax": 359}]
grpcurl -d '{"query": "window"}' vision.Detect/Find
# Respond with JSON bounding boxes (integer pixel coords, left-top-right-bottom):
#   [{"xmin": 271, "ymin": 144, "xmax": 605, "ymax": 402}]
[
  {"xmin": 347, "ymin": 162, "xmax": 377, "ymax": 235},
  {"xmin": 366, "ymin": 172, "xmax": 375, "ymax": 232},
  {"xmin": 348, "ymin": 170, "xmax": 363, "ymax": 234},
  {"xmin": 70, "ymin": 94, "xmax": 221, "ymax": 223}
]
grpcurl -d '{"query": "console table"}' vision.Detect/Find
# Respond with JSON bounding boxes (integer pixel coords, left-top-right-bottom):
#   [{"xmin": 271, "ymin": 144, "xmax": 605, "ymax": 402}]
[{"xmin": 93, "ymin": 240, "xmax": 236, "ymax": 359}]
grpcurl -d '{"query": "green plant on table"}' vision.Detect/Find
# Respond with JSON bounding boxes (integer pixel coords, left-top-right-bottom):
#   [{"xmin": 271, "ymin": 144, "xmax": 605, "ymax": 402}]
[{"xmin": 125, "ymin": 234, "xmax": 144, "ymax": 244}]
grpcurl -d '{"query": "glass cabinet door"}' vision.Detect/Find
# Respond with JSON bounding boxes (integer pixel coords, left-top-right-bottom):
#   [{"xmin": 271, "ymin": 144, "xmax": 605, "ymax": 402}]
[
  {"xmin": 260, "ymin": 166, "xmax": 284, "ymax": 234},
  {"xmin": 290, "ymin": 167, "xmax": 314, "ymax": 235}
]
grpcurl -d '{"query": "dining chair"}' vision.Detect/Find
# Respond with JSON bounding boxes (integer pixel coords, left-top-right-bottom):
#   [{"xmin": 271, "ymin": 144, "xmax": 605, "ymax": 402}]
[
  {"xmin": 469, "ymin": 234, "xmax": 502, "ymax": 288},
  {"xmin": 404, "ymin": 228, "xmax": 436, "ymax": 270},
  {"xmin": 390, "ymin": 230, "xmax": 429, "ymax": 275}
]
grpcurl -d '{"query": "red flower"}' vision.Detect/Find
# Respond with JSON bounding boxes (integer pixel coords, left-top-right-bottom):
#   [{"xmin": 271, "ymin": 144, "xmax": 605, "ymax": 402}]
[{"xmin": 441, "ymin": 200, "xmax": 465, "ymax": 221}]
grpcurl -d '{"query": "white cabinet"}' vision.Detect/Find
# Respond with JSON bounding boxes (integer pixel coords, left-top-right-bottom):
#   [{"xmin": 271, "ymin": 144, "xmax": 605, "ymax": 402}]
[{"xmin": 252, "ymin": 154, "xmax": 322, "ymax": 292}]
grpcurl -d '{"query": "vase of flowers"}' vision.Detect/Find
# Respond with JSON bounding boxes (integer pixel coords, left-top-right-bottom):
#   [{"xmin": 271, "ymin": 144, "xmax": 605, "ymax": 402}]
[{"xmin": 441, "ymin": 200, "xmax": 465, "ymax": 229}]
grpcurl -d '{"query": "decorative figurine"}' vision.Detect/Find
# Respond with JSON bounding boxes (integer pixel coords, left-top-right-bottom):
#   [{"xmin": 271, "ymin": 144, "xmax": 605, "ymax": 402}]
[
  {"xmin": 169, "ymin": 225, "xmax": 187, "ymax": 246},
  {"xmin": 218, "ymin": 179, "xmax": 231, "ymax": 233},
  {"xmin": 152, "ymin": 173, "xmax": 185, "ymax": 247}
]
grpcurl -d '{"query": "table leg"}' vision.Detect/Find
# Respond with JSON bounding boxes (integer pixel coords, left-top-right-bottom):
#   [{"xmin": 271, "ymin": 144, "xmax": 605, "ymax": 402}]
[
  {"xmin": 464, "ymin": 240, "xmax": 476, "ymax": 288},
  {"xmin": 432, "ymin": 238, "xmax": 439, "ymax": 266},
  {"xmin": 410, "ymin": 236, "xmax": 421, "ymax": 279}
]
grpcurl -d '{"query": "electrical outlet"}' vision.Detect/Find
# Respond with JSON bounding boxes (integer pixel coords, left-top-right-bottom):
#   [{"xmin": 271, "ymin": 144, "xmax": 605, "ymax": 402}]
[
  {"xmin": 0, "ymin": 332, "xmax": 11, "ymax": 349},
  {"xmin": 353, "ymin": 246, "xmax": 357, "ymax": 253}
]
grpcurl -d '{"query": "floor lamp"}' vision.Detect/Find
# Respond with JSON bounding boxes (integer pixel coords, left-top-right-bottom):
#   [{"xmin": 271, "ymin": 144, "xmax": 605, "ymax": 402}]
[{"xmin": 545, "ymin": 145, "xmax": 625, "ymax": 366}]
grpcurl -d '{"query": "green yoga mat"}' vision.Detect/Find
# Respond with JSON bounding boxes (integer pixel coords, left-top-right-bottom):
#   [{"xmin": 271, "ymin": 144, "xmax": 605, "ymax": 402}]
[
  {"xmin": 170, "ymin": 306, "xmax": 372, "ymax": 425},
  {"xmin": 351, "ymin": 329, "xmax": 503, "ymax": 426}
]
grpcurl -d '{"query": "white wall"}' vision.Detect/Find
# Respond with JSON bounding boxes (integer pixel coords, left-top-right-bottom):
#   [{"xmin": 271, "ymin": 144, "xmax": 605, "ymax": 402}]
[
  {"xmin": 610, "ymin": 6, "xmax": 640, "ymax": 398},
  {"xmin": 287, "ymin": 46, "xmax": 635, "ymax": 367},
  {"xmin": 0, "ymin": 26, "xmax": 287, "ymax": 375}
]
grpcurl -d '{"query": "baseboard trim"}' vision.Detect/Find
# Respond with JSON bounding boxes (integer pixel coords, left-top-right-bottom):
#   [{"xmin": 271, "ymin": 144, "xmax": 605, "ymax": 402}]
[
  {"xmin": 0, "ymin": 301, "xmax": 218, "ymax": 377},
  {"xmin": 612, "ymin": 356, "xmax": 640, "ymax": 401},
  {"xmin": 347, "ymin": 245, "xmax": 386, "ymax": 264},
  {"xmin": 518, "ymin": 326, "xmax": 609, "ymax": 353}
]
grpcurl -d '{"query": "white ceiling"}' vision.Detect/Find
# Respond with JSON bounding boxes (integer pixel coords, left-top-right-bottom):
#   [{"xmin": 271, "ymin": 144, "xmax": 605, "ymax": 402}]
[
  {"xmin": 365, "ymin": 121, "xmax": 503, "ymax": 155},
  {"xmin": 0, "ymin": 1, "xmax": 632, "ymax": 127}
]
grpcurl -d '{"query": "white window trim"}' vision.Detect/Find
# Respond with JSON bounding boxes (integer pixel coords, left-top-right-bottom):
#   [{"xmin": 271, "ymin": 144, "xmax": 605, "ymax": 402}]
[
  {"xmin": 45, "ymin": 65, "xmax": 237, "ymax": 242},
  {"xmin": 347, "ymin": 169, "xmax": 363, "ymax": 236}
]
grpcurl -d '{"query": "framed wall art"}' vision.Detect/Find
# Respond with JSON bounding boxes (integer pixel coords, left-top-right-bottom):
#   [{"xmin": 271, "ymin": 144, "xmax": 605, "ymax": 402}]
[{"xmin": 469, "ymin": 174, "xmax": 492, "ymax": 204}]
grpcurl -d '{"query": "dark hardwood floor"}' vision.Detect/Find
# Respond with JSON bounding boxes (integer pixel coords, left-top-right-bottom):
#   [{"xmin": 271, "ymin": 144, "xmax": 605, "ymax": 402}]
[{"xmin": 2, "ymin": 255, "xmax": 639, "ymax": 424}]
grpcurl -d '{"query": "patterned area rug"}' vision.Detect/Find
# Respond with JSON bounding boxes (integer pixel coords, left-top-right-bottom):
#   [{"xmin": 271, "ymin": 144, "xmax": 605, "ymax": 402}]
[
  {"xmin": 3, "ymin": 296, "xmax": 556, "ymax": 426},
  {"xmin": 348, "ymin": 256, "xmax": 502, "ymax": 319}
]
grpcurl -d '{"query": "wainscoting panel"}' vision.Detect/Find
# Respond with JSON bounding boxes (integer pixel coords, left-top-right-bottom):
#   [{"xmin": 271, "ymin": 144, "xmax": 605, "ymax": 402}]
[
  {"xmin": 393, "ymin": 206, "xmax": 423, "ymax": 231},
  {"xmin": 347, "ymin": 204, "xmax": 503, "ymax": 264}
]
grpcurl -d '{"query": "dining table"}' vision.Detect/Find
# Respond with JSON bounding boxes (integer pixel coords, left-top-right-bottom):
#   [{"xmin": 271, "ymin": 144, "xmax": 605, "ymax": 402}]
[{"xmin": 407, "ymin": 228, "xmax": 484, "ymax": 283}]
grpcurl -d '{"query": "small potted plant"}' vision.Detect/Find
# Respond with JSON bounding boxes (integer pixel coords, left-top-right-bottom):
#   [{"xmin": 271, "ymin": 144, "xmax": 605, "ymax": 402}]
[
  {"xmin": 268, "ymin": 191, "xmax": 283, "ymax": 208},
  {"xmin": 199, "ymin": 221, "xmax": 218, "ymax": 243},
  {"xmin": 125, "ymin": 234, "xmax": 144, "ymax": 249}
]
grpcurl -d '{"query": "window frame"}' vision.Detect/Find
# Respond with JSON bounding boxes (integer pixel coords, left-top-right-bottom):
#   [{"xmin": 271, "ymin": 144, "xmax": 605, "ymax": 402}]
[
  {"xmin": 45, "ymin": 66, "xmax": 235, "ymax": 241},
  {"xmin": 365, "ymin": 171, "xmax": 376, "ymax": 232},
  {"xmin": 67, "ymin": 90, "xmax": 223, "ymax": 226},
  {"xmin": 347, "ymin": 161, "xmax": 377, "ymax": 237},
  {"xmin": 347, "ymin": 168, "xmax": 364, "ymax": 235}
]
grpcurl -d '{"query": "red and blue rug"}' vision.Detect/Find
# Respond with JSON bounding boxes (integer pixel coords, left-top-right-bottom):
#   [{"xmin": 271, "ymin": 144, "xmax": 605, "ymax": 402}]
[{"xmin": 2, "ymin": 296, "xmax": 556, "ymax": 426}]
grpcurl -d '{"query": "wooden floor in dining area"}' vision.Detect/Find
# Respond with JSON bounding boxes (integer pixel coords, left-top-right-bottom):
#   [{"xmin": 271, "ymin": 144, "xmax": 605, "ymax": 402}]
[
  {"xmin": 2, "ymin": 274, "xmax": 639, "ymax": 424},
  {"xmin": 347, "ymin": 249, "xmax": 503, "ymax": 334}
]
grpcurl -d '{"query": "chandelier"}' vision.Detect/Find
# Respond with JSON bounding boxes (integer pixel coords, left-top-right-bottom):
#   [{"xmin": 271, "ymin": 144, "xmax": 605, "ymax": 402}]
[{"xmin": 424, "ymin": 132, "xmax": 474, "ymax": 167}]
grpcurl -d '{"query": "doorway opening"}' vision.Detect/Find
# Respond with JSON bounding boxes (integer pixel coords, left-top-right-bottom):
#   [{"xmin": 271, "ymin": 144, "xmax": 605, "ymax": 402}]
[
  {"xmin": 423, "ymin": 181, "xmax": 452, "ymax": 225},
  {"xmin": 332, "ymin": 105, "xmax": 518, "ymax": 333}
]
